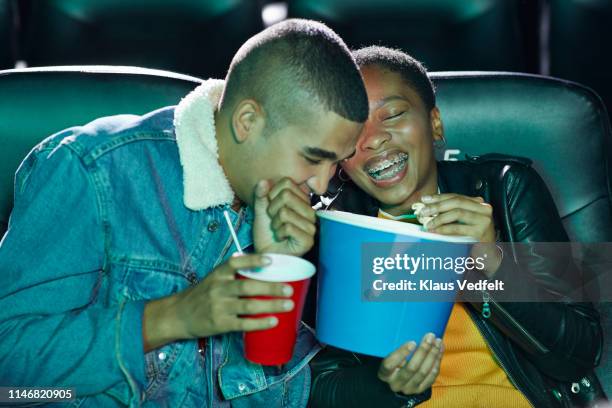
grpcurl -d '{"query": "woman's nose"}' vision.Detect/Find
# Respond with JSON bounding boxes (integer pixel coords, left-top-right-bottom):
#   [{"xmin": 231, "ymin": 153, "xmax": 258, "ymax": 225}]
[{"xmin": 360, "ymin": 126, "xmax": 391, "ymax": 151}]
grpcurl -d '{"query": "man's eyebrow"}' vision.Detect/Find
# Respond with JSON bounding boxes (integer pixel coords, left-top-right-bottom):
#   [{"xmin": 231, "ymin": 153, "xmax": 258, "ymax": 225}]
[
  {"xmin": 343, "ymin": 149, "xmax": 357, "ymax": 161},
  {"xmin": 373, "ymin": 95, "xmax": 407, "ymax": 110},
  {"xmin": 304, "ymin": 147, "xmax": 338, "ymax": 161}
]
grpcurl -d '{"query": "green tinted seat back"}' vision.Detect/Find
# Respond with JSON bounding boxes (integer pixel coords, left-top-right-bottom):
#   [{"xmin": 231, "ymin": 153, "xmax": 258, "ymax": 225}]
[
  {"xmin": 0, "ymin": 66, "xmax": 202, "ymax": 234},
  {"xmin": 549, "ymin": 0, "xmax": 612, "ymax": 121},
  {"xmin": 0, "ymin": 0, "xmax": 15, "ymax": 69},
  {"xmin": 288, "ymin": 0, "xmax": 527, "ymax": 72},
  {"xmin": 432, "ymin": 72, "xmax": 612, "ymax": 242},
  {"xmin": 20, "ymin": 0, "xmax": 262, "ymax": 78}
]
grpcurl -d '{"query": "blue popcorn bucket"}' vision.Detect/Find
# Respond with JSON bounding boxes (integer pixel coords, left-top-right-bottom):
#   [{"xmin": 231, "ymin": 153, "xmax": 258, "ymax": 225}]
[{"xmin": 316, "ymin": 210, "xmax": 475, "ymax": 358}]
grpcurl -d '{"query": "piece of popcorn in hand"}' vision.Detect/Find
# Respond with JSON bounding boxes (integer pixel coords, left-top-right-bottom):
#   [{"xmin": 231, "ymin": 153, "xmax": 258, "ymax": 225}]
[{"xmin": 411, "ymin": 202, "xmax": 436, "ymax": 228}]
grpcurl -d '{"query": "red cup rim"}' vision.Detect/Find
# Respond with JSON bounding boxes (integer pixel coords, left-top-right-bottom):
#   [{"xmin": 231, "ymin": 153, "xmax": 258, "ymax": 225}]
[{"xmin": 237, "ymin": 253, "xmax": 315, "ymax": 282}]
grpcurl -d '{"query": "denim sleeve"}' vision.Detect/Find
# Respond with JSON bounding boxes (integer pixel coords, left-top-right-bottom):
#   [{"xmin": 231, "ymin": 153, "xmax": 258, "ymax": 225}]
[{"xmin": 0, "ymin": 142, "xmax": 146, "ymax": 405}]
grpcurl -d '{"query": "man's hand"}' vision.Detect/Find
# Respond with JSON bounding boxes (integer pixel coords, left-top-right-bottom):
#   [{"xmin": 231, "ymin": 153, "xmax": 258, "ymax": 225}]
[
  {"xmin": 143, "ymin": 254, "xmax": 294, "ymax": 352},
  {"xmin": 418, "ymin": 194, "xmax": 502, "ymax": 276},
  {"xmin": 253, "ymin": 178, "xmax": 316, "ymax": 256},
  {"xmin": 378, "ymin": 333, "xmax": 444, "ymax": 396}
]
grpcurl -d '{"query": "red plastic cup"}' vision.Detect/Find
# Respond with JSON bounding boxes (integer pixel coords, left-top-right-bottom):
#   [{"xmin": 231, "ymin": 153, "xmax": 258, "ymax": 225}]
[{"xmin": 237, "ymin": 253, "xmax": 316, "ymax": 365}]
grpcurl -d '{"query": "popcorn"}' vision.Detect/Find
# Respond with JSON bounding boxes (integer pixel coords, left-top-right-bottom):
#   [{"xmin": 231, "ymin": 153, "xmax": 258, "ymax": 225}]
[{"xmin": 411, "ymin": 202, "xmax": 436, "ymax": 228}]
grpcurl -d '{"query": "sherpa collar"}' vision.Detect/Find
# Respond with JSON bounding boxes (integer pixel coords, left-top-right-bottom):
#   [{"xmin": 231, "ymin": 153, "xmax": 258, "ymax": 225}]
[{"xmin": 173, "ymin": 79, "xmax": 234, "ymax": 210}]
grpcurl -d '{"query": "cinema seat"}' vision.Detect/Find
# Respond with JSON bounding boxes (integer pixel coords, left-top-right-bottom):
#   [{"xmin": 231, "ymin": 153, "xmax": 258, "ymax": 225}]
[
  {"xmin": 548, "ymin": 0, "xmax": 612, "ymax": 121},
  {"xmin": 17, "ymin": 0, "xmax": 263, "ymax": 78},
  {"xmin": 432, "ymin": 71, "xmax": 612, "ymax": 242},
  {"xmin": 288, "ymin": 0, "xmax": 530, "ymax": 72},
  {"xmin": 0, "ymin": 66, "xmax": 202, "ymax": 237},
  {"xmin": 432, "ymin": 71, "xmax": 612, "ymax": 394},
  {"xmin": 0, "ymin": 0, "xmax": 15, "ymax": 69}
]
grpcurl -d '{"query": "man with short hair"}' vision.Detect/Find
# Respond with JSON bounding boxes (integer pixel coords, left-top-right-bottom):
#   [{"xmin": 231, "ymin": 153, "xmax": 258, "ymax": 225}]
[{"xmin": 0, "ymin": 19, "xmax": 368, "ymax": 406}]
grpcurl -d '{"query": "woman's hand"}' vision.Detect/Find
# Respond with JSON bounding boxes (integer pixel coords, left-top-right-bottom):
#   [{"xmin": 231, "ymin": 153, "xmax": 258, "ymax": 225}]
[
  {"xmin": 417, "ymin": 193, "xmax": 501, "ymax": 277},
  {"xmin": 377, "ymin": 333, "xmax": 444, "ymax": 396},
  {"xmin": 417, "ymin": 193, "xmax": 495, "ymax": 242}
]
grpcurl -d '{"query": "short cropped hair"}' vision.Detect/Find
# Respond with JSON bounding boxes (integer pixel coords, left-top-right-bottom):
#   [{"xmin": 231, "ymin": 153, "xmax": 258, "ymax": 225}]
[
  {"xmin": 352, "ymin": 46, "xmax": 436, "ymax": 112},
  {"xmin": 220, "ymin": 19, "xmax": 368, "ymax": 132}
]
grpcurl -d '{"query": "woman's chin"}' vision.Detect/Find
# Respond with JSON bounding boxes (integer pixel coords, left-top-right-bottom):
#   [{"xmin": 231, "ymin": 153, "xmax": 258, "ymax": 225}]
[{"xmin": 372, "ymin": 184, "xmax": 416, "ymax": 208}]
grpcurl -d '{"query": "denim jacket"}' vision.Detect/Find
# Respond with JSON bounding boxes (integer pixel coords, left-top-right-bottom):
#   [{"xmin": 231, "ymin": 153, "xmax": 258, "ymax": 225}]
[{"xmin": 0, "ymin": 79, "xmax": 320, "ymax": 407}]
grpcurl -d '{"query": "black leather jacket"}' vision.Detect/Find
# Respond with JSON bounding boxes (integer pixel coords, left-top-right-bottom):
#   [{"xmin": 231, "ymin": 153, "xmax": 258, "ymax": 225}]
[{"xmin": 307, "ymin": 155, "xmax": 606, "ymax": 408}]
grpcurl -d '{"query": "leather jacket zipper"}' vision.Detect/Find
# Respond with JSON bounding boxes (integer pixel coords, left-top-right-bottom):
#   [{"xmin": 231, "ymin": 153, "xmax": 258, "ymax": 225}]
[
  {"xmin": 482, "ymin": 291, "xmax": 491, "ymax": 318},
  {"xmin": 486, "ymin": 293, "xmax": 548, "ymax": 354},
  {"xmin": 468, "ymin": 305, "xmax": 537, "ymax": 407}
]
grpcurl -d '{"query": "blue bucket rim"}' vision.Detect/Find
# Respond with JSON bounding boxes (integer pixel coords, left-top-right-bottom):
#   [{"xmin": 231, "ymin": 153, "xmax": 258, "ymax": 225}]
[{"xmin": 317, "ymin": 210, "xmax": 476, "ymax": 243}]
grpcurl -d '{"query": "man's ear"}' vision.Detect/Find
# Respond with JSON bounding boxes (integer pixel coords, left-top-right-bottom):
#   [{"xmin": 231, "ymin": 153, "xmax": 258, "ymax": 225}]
[
  {"xmin": 231, "ymin": 99, "xmax": 265, "ymax": 143},
  {"xmin": 430, "ymin": 106, "xmax": 445, "ymax": 143}
]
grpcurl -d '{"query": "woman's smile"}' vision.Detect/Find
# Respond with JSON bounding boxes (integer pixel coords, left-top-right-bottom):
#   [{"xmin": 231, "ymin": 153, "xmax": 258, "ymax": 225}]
[{"xmin": 364, "ymin": 150, "xmax": 409, "ymax": 187}]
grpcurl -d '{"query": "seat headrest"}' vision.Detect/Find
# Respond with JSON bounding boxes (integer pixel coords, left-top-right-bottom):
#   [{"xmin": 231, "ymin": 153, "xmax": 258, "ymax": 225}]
[
  {"xmin": 431, "ymin": 72, "xmax": 612, "ymax": 241},
  {"xmin": 0, "ymin": 66, "xmax": 203, "ymax": 234}
]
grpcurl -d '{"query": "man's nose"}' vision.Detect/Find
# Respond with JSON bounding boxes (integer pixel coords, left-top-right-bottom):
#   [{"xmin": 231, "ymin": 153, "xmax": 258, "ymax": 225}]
[{"xmin": 306, "ymin": 164, "xmax": 335, "ymax": 196}]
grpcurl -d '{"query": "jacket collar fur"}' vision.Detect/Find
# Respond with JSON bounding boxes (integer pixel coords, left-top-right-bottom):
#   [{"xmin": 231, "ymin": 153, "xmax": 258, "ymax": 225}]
[{"xmin": 173, "ymin": 79, "xmax": 234, "ymax": 211}]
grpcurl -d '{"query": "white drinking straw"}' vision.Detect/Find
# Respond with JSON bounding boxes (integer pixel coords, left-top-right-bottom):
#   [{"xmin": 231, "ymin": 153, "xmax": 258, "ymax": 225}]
[{"xmin": 223, "ymin": 210, "xmax": 243, "ymax": 254}]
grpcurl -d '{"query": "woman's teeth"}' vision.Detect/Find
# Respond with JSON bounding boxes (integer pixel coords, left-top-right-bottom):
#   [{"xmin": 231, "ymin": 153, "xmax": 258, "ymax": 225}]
[{"xmin": 367, "ymin": 153, "xmax": 408, "ymax": 180}]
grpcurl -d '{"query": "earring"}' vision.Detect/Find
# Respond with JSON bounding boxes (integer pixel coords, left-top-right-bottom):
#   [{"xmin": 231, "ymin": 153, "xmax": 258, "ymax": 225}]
[
  {"xmin": 433, "ymin": 135, "xmax": 447, "ymax": 149},
  {"xmin": 337, "ymin": 167, "xmax": 351, "ymax": 182}
]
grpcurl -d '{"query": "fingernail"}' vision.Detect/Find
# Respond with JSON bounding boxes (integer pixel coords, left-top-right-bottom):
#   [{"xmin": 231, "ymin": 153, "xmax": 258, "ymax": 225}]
[
  {"xmin": 283, "ymin": 285, "xmax": 293, "ymax": 296},
  {"xmin": 407, "ymin": 341, "xmax": 417, "ymax": 350},
  {"xmin": 269, "ymin": 317, "xmax": 279, "ymax": 326},
  {"xmin": 262, "ymin": 256, "xmax": 272, "ymax": 266},
  {"xmin": 435, "ymin": 338, "xmax": 442, "ymax": 347},
  {"xmin": 421, "ymin": 195, "xmax": 433, "ymax": 202},
  {"xmin": 421, "ymin": 207, "xmax": 432, "ymax": 216},
  {"xmin": 283, "ymin": 300, "xmax": 294, "ymax": 310},
  {"xmin": 425, "ymin": 333, "xmax": 435, "ymax": 344},
  {"xmin": 256, "ymin": 180, "xmax": 268, "ymax": 196}
]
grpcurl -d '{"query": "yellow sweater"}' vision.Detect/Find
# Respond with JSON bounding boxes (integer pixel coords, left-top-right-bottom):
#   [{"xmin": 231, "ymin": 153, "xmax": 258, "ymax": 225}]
[
  {"xmin": 377, "ymin": 210, "xmax": 530, "ymax": 407},
  {"xmin": 421, "ymin": 304, "xmax": 530, "ymax": 408}
]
